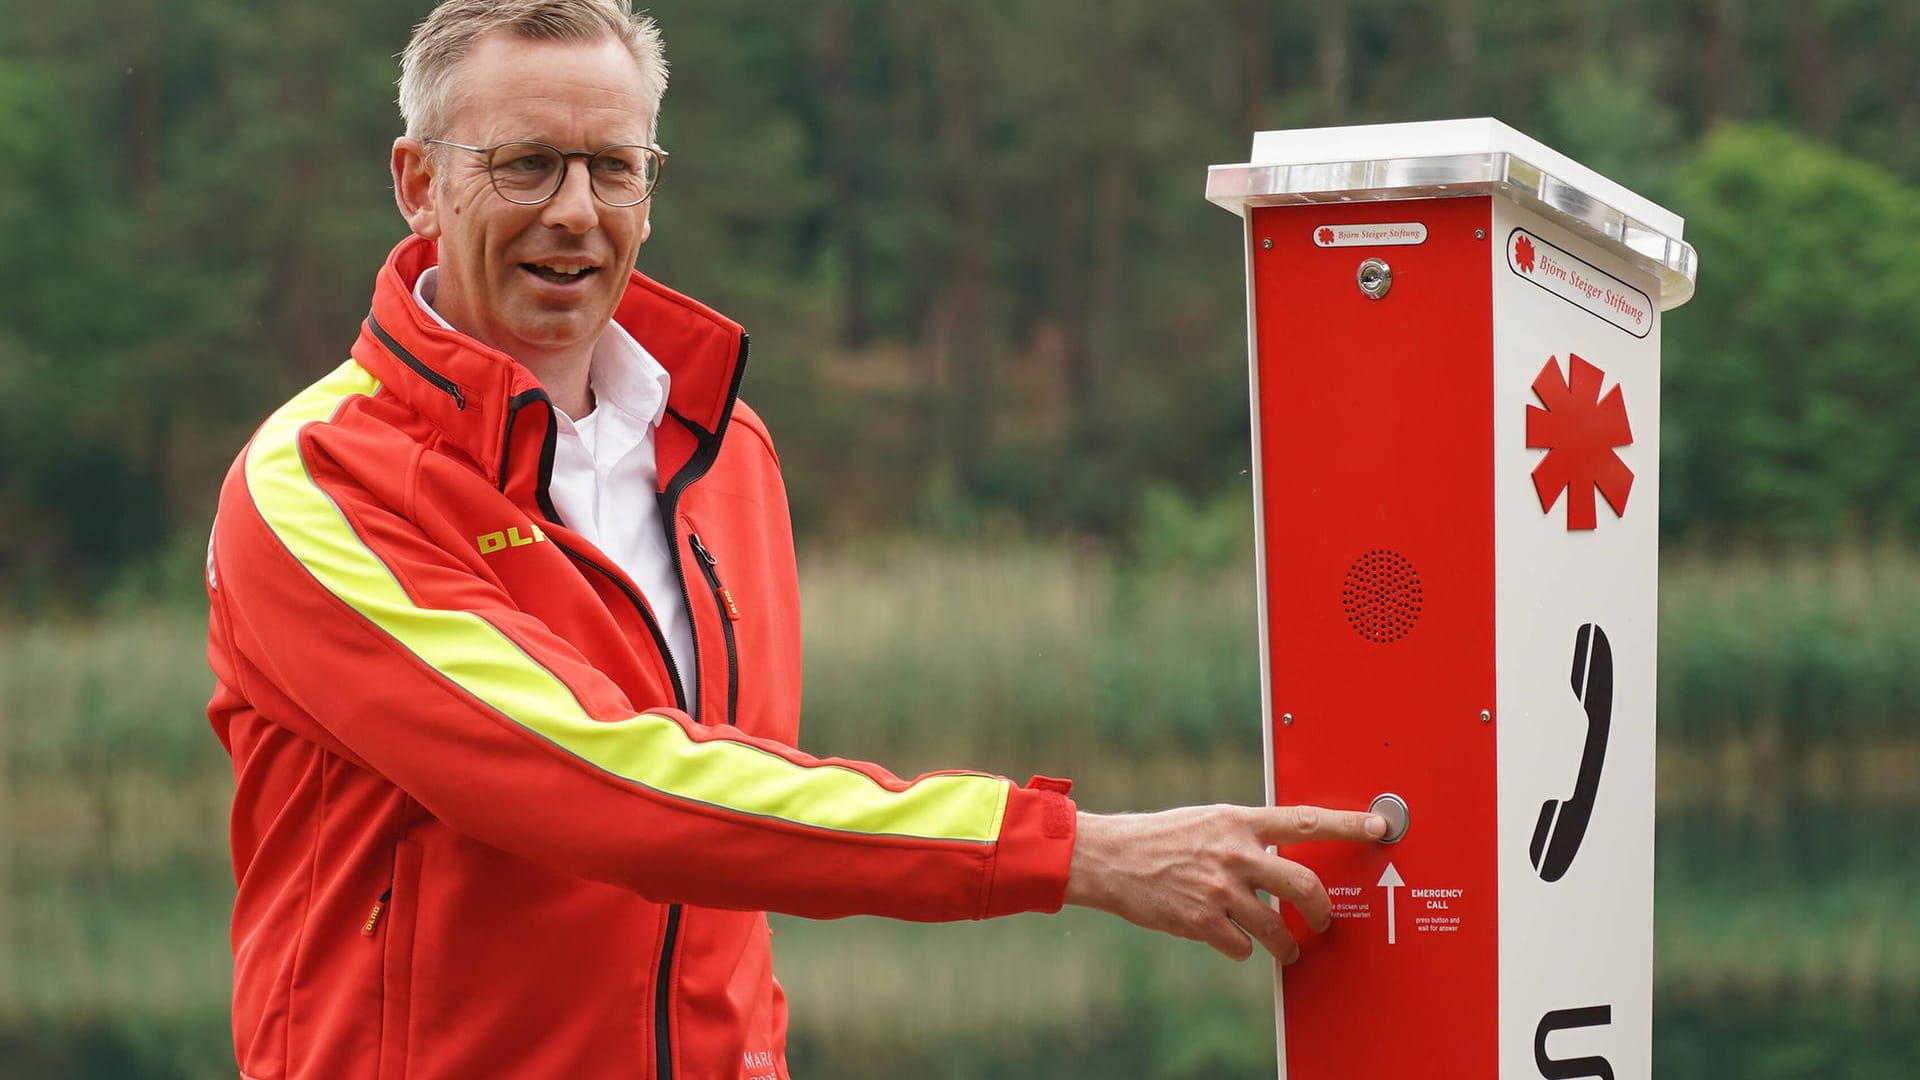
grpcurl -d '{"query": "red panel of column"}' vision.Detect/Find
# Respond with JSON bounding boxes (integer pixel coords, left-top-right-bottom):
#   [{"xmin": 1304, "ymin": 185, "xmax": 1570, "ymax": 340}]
[{"xmin": 1251, "ymin": 197, "xmax": 1500, "ymax": 1078}]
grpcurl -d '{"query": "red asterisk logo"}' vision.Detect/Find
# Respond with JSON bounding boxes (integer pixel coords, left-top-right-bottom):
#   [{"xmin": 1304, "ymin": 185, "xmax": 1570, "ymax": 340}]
[
  {"xmin": 1526, "ymin": 354, "xmax": 1633, "ymax": 530},
  {"xmin": 1317, "ymin": 227, "xmax": 1335, "ymax": 245},
  {"xmin": 1515, "ymin": 235, "xmax": 1536, "ymax": 273}
]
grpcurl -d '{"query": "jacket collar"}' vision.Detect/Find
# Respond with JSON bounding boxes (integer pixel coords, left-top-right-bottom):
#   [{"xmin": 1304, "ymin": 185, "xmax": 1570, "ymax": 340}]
[{"xmin": 351, "ymin": 235, "xmax": 749, "ymax": 502}]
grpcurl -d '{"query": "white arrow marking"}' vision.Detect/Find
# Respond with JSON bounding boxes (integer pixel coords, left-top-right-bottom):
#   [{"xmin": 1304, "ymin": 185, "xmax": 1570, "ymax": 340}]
[{"xmin": 1378, "ymin": 862, "xmax": 1405, "ymax": 945}]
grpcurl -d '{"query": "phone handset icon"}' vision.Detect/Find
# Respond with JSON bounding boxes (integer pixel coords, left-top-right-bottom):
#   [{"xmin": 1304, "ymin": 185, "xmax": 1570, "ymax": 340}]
[{"xmin": 1529, "ymin": 623, "xmax": 1613, "ymax": 883}]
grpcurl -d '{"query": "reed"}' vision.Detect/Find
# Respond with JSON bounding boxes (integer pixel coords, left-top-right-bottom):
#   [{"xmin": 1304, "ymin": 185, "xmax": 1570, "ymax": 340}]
[
  {"xmin": 6, "ymin": 539, "xmax": 1916, "ymax": 777},
  {"xmin": 1658, "ymin": 541, "xmax": 1920, "ymax": 743}
]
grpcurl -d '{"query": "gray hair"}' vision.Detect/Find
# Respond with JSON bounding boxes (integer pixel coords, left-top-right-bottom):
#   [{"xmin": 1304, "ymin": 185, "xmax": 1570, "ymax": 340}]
[{"xmin": 398, "ymin": 0, "xmax": 667, "ymax": 143}]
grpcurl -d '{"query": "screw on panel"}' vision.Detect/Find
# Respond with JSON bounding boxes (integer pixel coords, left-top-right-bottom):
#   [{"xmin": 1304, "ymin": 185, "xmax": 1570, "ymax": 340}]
[
  {"xmin": 1282, "ymin": 713, "xmax": 1294, "ymax": 727},
  {"xmin": 1480, "ymin": 709, "xmax": 1492, "ymax": 724},
  {"xmin": 1262, "ymin": 237, "xmax": 1274, "ymax": 250},
  {"xmin": 1475, "ymin": 228, "xmax": 1487, "ymax": 240}
]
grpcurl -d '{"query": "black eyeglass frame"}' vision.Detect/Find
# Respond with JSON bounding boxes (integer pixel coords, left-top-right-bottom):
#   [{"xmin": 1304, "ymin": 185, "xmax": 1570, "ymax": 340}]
[{"xmin": 424, "ymin": 138, "xmax": 669, "ymax": 207}]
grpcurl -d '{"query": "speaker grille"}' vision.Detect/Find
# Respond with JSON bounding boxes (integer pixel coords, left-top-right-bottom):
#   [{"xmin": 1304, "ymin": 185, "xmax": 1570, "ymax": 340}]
[{"xmin": 1343, "ymin": 549, "xmax": 1423, "ymax": 644}]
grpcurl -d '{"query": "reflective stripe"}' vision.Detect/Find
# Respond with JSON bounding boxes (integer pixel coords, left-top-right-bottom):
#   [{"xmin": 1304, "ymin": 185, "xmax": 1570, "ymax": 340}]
[{"xmin": 244, "ymin": 360, "xmax": 1011, "ymax": 843}]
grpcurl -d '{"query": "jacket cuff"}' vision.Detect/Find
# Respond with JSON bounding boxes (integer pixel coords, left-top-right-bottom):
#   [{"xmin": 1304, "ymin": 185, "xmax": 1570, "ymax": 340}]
[{"xmin": 980, "ymin": 775, "xmax": 1077, "ymax": 918}]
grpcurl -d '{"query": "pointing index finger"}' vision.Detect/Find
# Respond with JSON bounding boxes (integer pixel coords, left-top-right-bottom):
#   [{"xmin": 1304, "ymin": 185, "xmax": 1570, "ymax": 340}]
[{"xmin": 1255, "ymin": 805, "xmax": 1389, "ymax": 846}]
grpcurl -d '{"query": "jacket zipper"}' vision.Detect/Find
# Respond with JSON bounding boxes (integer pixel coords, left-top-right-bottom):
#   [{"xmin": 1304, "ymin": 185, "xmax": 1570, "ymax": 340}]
[
  {"xmin": 654, "ymin": 904, "xmax": 682, "ymax": 1078},
  {"xmin": 687, "ymin": 532, "xmax": 740, "ymax": 727},
  {"xmin": 547, "ymin": 535, "xmax": 690, "ymax": 1080},
  {"xmin": 502, "ymin": 391, "xmax": 696, "ymax": 1080},
  {"xmin": 653, "ymin": 489, "xmax": 700, "ymax": 1080},
  {"xmin": 553, "ymin": 534, "xmax": 689, "ymax": 1080},
  {"xmin": 519, "ymin": 333, "xmax": 747, "ymax": 1080},
  {"xmin": 368, "ymin": 315, "xmax": 466, "ymax": 410},
  {"xmin": 647, "ymin": 331, "xmax": 747, "ymax": 1080},
  {"xmin": 549, "ymin": 539, "xmax": 689, "ymax": 713}
]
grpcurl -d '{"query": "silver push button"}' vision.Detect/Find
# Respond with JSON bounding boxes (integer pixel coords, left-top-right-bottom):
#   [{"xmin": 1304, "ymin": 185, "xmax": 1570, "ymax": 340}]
[{"xmin": 1370, "ymin": 793, "xmax": 1411, "ymax": 844}]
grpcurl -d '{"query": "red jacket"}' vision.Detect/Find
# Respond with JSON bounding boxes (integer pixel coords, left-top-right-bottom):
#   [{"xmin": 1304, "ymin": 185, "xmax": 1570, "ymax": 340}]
[{"xmin": 205, "ymin": 235, "xmax": 1078, "ymax": 1079}]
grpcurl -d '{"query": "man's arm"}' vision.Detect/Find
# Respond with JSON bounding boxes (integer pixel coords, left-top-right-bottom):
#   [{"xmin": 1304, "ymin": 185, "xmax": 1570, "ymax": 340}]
[
  {"xmin": 1066, "ymin": 805, "xmax": 1388, "ymax": 962},
  {"xmin": 210, "ymin": 368, "xmax": 1073, "ymax": 921},
  {"xmin": 215, "ymin": 369, "xmax": 1384, "ymax": 944}
]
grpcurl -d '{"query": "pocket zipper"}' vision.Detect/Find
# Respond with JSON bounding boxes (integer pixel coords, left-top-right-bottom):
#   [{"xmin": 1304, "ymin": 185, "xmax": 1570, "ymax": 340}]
[
  {"xmin": 687, "ymin": 532, "xmax": 740, "ymax": 724},
  {"xmin": 362, "ymin": 886, "xmax": 393, "ymax": 937}
]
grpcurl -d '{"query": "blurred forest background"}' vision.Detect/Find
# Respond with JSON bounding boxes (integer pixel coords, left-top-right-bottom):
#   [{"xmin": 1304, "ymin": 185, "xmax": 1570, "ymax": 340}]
[{"xmin": 2, "ymin": 0, "xmax": 1917, "ymax": 1077}]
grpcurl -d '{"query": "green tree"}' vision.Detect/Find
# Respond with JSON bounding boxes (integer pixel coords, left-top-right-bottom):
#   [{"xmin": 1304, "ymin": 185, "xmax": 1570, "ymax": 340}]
[{"xmin": 1664, "ymin": 124, "xmax": 1920, "ymax": 540}]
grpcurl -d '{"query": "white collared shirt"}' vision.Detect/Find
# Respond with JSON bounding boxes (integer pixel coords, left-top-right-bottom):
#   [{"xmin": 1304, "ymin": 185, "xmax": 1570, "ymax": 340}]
[{"xmin": 414, "ymin": 267, "xmax": 697, "ymax": 716}]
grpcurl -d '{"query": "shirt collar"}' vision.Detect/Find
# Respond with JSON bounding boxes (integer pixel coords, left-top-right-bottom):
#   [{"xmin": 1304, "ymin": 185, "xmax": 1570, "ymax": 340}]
[{"xmin": 412, "ymin": 266, "xmax": 672, "ymax": 431}]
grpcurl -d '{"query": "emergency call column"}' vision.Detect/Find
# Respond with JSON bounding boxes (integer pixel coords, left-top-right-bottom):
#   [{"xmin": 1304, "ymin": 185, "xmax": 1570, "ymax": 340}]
[{"xmin": 1205, "ymin": 119, "xmax": 1698, "ymax": 1080}]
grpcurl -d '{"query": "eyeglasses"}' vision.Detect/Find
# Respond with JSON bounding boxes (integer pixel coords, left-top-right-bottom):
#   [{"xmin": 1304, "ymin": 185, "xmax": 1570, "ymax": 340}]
[{"xmin": 425, "ymin": 139, "xmax": 668, "ymax": 207}]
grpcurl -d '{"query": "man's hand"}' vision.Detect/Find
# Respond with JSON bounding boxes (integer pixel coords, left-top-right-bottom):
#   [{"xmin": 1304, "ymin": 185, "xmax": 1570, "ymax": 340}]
[{"xmin": 1063, "ymin": 804, "xmax": 1387, "ymax": 963}]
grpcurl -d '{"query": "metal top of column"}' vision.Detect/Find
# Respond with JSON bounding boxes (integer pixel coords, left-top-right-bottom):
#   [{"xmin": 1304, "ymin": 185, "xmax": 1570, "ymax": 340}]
[{"xmin": 1206, "ymin": 118, "xmax": 1697, "ymax": 309}]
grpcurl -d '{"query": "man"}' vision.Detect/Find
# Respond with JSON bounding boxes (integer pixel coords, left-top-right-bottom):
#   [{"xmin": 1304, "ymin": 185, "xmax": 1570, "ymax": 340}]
[{"xmin": 204, "ymin": 2, "xmax": 1387, "ymax": 1077}]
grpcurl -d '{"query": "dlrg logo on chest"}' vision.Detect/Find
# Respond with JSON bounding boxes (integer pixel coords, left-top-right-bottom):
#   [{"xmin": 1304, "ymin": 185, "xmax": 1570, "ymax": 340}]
[{"xmin": 476, "ymin": 524, "xmax": 547, "ymax": 554}]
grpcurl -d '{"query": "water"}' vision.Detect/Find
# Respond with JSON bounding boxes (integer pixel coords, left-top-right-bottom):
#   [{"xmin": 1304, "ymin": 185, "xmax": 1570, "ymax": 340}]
[{"xmin": 2, "ymin": 794, "xmax": 1911, "ymax": 1078}]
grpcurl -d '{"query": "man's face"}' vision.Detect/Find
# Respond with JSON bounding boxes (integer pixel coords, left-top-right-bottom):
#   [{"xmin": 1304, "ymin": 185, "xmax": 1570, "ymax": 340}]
[{"xmin": 396, "ymin": 33, "xmax": 654, "ymax": 366}]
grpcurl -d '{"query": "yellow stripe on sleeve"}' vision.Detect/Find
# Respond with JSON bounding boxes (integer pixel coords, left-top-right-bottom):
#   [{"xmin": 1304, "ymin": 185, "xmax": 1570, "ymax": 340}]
[{"xmin": 244, "ymin": 360, "xmax": 1010, "ymax": 843}]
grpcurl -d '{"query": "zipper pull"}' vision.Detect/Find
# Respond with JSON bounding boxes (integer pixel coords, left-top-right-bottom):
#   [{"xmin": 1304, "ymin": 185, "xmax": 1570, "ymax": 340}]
[
  {"xmin": 362, "ymin": 886, "xmax": 393, "ymax": 937},
  {"xmin": 689, "ymin": 532, "xmax": 717, "ymax": 566},
  {"xmin": 688, "ymin": 534, "xmax": 742, "ymax": 621}
]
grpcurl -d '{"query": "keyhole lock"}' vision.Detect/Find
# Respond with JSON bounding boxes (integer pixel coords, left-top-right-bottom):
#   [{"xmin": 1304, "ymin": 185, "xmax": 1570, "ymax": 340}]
[{"xmin": 1356, "ymin": 258, "xmax": 1393, "ymax": 300}]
